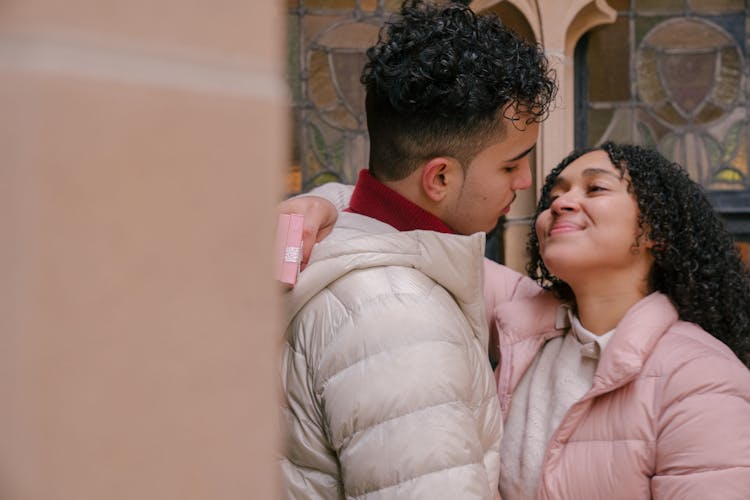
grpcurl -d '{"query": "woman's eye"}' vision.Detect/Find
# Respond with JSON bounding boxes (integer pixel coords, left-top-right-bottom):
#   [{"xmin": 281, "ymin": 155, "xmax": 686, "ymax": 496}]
[
  {"xmin": 503, "ymin": 165, "xmax": 518, "ymax": 173},
  {"xmin": 588, "ymin": 184, "xmax": 607, "ymax": 193}
]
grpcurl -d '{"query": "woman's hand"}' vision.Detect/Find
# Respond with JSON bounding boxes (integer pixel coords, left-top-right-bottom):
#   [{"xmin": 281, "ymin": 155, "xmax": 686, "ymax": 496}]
[{"xmin": 279, "ymin": 195, "xmax": 338, "ymax": 270}]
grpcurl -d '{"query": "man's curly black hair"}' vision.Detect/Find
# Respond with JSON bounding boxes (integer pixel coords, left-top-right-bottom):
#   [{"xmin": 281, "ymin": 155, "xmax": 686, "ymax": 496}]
[
  {"xmin": 527, "ymin": 141, "xmax": 750, "ymax": 366},
  {"xmin": 361, "ymin": 0, "xmax": 556, "ymax": 181}
]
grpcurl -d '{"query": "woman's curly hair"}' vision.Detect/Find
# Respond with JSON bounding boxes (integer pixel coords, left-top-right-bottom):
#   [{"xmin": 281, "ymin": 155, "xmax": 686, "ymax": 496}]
[
  {"xmin": 361, "ymin": 0, "xmax": 556, "ymax": 180},
  {"xmin": 527, "ymin": 142, "xmax": 750, "ymax": 366}
]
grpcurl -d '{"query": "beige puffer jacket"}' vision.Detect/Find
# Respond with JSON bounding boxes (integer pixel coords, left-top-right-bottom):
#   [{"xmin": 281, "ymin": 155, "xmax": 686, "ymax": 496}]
[
  {"xmin": 281, "ymin": 212, "xmax": 521, "ymax": 500},
  {"xmin": 490, "ymin": 292, "xmax": 750, "ymax": 499}
]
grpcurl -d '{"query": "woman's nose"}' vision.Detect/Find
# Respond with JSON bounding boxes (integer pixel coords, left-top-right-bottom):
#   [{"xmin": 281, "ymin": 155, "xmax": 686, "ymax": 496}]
[{"xmin": 550, "ymin": 191, "xmax": 579, "ymax": 213}]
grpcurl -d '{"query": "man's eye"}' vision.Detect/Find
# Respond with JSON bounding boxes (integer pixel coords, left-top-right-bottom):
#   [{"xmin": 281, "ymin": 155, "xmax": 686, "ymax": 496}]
[{"xmin": 503, "ymin": 165, "xmax": 518, "ymax": 173}]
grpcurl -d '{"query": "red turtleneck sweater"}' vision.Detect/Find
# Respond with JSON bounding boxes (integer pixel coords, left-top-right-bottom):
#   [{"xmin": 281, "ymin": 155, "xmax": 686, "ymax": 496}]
[{"xmin": 347, "ymin": 169, "xmax": 455, "ymax": 234}]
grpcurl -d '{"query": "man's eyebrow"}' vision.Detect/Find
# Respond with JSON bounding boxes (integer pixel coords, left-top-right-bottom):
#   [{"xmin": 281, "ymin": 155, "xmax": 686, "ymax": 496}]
[{"xmin": 506, "ymin": 145, "xmax": 536, "ymax": 162}]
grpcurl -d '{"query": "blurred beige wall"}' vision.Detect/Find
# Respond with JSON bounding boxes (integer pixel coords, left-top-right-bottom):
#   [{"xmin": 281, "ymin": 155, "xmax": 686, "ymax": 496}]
[{"xmin": 0, "ymin": 1, "xmax": 284, "ymax": 499}]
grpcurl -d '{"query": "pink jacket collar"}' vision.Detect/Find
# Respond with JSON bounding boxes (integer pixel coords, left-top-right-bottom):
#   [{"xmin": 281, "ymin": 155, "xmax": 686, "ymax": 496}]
[{"xmin": 493, "ymin": 292, "xmax": 680, "ymax": 416}]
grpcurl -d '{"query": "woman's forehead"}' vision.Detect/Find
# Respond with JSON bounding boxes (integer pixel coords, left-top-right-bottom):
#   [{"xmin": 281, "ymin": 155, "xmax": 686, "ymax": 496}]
[{"xmin": 554, "ymin": 151, "xmax": 621, "ymax": 181}]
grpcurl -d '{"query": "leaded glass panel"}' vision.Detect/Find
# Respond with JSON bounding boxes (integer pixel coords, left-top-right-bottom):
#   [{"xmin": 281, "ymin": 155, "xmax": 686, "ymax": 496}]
[
  {"xmin": 579, "ymin": 5, "xmax": 748, "ymax": 187},
  {"xmin": 635, "ymin": 0, "xmax": 685, "ymax": 13},
  {"xmin": 287, "ymin": 3, "xmax": 393, "ymax": 193},
  {"xmin": 608, "ymin": 0, "xmax": 631, "ymax": 9},
  {"xmin": 287, "ymin": 0, "xmax": 483, "ymax": 194},
  {"xmin": 577, "ymin": 0, "xmax": 750, "ymax": 263},
  {"xmin": 691, "ymin": 0, "xmax": 746, "ymax": 13},
  {"xmin": 587, "ymin": 17, "xmax": 630, "ymax": 101}
]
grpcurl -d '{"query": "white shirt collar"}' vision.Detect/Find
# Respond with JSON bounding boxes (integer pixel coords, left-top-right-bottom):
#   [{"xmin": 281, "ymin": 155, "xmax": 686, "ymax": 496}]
[{"xmin": 555, "ymin": 305, "xmax": 615, "ymax": 360}]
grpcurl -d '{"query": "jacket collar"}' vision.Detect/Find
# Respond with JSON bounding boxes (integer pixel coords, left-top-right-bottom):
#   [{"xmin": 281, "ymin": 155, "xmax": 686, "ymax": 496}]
[
  {"xmin": 285, "ymin": 212, "xmax": 489, "ymax": 347},
  {"xmin": 348, "ymin": 169, "xmax": 455, "ymax": 234},
  {"xmin": 494, "ymin": 291, "xmax": 680, "ymax": 395},
  {"xmin": 495, "ymin": 292, "xmax": 567, "ymax": 346},
  {"xmin": 591, "ymin": 292, "xmax": 678, "ymax": 390}
]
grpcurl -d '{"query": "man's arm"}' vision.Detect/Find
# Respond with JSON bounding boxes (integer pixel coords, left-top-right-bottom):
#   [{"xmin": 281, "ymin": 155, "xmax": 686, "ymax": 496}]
[{"xmin": 279, "ymin": 183, "xmax": 353, "ymax": 268}]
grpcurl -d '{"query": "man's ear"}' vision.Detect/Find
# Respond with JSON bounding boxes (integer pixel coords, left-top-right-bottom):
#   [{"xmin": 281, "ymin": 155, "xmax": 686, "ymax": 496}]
[{"xmin": 421, "ymin": 157, "xmax": 461, "ymax": 202}]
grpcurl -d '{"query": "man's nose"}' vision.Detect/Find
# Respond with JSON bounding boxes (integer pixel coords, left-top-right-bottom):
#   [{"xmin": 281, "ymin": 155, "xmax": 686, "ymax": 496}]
[{"xmin": 512, "ymin": 162, "xmax": 533, "ymax": 191}]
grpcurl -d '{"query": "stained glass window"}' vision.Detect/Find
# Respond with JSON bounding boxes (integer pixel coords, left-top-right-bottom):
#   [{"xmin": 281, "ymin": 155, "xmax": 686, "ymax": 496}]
[
  {"xmin": 576, "ymin": 0, "xmax": 750, "ymax": 264},
  {"xmin": 286, "ymin": 1, "xmax": 403, "ymax": 195}
]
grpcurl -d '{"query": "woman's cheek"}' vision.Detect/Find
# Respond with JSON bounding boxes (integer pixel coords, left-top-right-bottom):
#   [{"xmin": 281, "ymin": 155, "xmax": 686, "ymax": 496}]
[{"xmin": 535, "ymin": 213, "xmax": 548, "ymax": 246}]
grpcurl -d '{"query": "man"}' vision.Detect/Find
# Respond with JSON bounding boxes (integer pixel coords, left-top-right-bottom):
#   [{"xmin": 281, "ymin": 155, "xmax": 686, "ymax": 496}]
[{"xmin": 281, "ymin": 2, "xmax": 556, "ymax": 498}]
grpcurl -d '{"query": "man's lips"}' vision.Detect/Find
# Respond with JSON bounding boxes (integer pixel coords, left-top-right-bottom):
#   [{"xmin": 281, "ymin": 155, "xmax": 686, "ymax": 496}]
[{"xmin": 502, "ymin": 194, "xmax": 517, "ymax": 214}]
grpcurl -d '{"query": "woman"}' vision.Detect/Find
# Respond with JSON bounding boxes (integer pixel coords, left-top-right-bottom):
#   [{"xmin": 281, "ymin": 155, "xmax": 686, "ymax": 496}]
[
  {"xmin": 493, "ymin": 142, "xmax": 750, "ymax": 498},
  {"xmin": 278, "ymin": 142, "xmax": 750, "ymax": 498}
]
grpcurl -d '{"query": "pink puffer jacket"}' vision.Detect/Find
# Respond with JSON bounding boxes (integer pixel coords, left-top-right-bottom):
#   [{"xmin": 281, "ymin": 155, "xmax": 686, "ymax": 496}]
[{"xmin": 489, "ymin": 291, "xmax": 750, "ymax": 499}]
